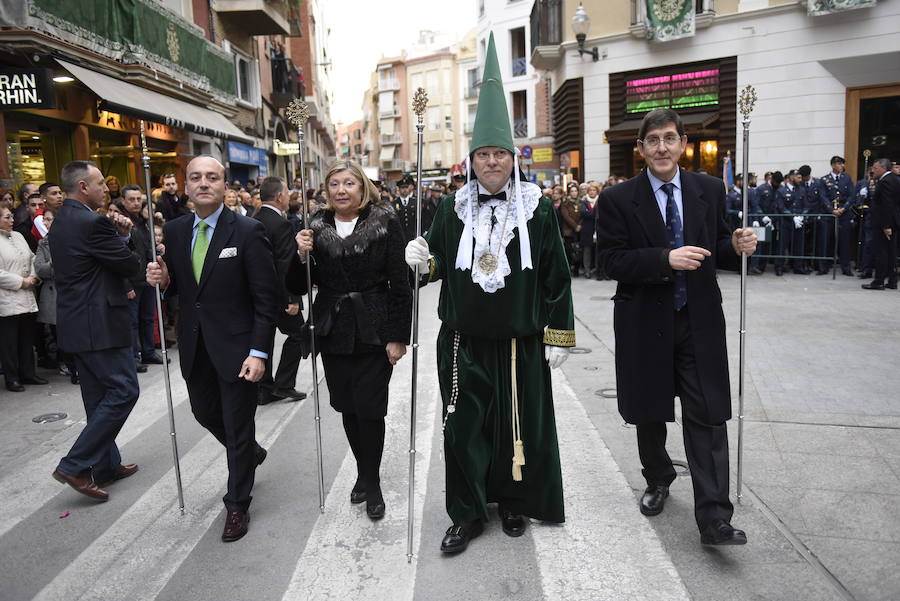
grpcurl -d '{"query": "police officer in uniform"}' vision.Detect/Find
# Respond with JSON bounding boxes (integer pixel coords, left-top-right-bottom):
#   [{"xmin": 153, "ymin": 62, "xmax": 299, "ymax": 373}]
[
  {"xmin": 777, "ymin": 169, "xmax": 806, "ymax": 274},
  {"xmin": 817, "ymin": 156, "xmax": 856, "ymax": 276},
  {"xmin": 392, "ymin": 175, "xmax": 419, "ymax": 243},
  {"xmin": 753, "ymin": 172, "xmax": 778, "ymax": 274},
  {"xmin": 856, "ymin": 168, "xmax": 877, "ymax": 278}
]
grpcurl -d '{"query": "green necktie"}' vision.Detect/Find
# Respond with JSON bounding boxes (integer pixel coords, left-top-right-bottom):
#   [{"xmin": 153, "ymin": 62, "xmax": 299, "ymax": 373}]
[{"xmin": 192, "ymin": 221, "xmax": 209, "ymax": 283}]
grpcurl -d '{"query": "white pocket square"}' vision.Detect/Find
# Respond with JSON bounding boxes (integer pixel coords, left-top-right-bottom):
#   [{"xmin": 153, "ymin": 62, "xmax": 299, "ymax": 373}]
[{"xmin": 219, "ymin": 247, "xmax": 237, "ymax": 259}]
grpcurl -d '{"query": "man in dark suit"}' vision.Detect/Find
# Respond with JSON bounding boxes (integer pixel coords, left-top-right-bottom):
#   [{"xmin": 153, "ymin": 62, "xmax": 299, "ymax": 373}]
[
  {"xmin": 50, "ymin": 160, "xmax": 142, "ymax": 502},
  {"xmin": 597, "ymin": 108, "xmax": 757, "ymax": 547},
  {"xmin": 253, "ymin": 176, "xmax": 307, "ymax": 404},
  {"xmin": 146, "ymin": 156, "xmax": 276, "ymax": 542},
  {"xmin": 862, "ymin": 157, "xmax": 900, "ymax": 290}
]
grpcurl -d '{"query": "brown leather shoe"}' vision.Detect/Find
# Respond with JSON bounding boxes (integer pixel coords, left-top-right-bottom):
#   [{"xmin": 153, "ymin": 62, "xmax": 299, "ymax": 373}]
[
  {"xmin": 96, "ymin": 464, "xmax": 139, "ymax": 488},
  {"xmin": 222, "ymin": 510, "xmax": 250, "ymax": 542},
  {"xmin": 52, "ymin": 468, "xmax": 109, "ymax": 502}
]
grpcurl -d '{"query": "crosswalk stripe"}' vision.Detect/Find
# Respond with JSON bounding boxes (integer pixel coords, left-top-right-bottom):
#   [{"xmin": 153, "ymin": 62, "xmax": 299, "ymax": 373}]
[
  {"xmin": 532, "ymin": 375, "xmax": 690, "ymax": 601},
  {"xmin": 280, "ymin": 344, "xmax": 440, "ymax": 600},
  {"xmin": 0, "ymin": 370, "xmax": 190, "ymax": 540},
  {"xmin": 30, "ymin": 396, "xmax": 302, "ymax": 601}
]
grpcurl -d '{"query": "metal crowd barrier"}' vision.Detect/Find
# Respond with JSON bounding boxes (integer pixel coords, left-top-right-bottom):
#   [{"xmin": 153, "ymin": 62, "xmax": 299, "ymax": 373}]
[{"xmin": 742, "ymin": 213, "xmax": 839, "ymax": 280}]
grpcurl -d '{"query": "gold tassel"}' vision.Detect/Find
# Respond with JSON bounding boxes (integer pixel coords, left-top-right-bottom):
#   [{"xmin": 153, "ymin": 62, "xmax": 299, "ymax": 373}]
[{"xmin": 511, "ymin": 338, "xmax": 526, "ymax": 482}]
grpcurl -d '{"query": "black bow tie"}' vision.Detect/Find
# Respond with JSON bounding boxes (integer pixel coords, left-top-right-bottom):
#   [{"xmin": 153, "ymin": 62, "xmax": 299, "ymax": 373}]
[{"xmin": 478, "ymin": 191, "xmax": 506, "ymax": 203}]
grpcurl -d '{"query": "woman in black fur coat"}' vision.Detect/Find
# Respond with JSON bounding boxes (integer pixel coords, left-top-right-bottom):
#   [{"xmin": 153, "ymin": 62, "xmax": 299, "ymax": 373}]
[{"xmin": 290, "ymin": 160, "xmax": 412, "ymax": 520}]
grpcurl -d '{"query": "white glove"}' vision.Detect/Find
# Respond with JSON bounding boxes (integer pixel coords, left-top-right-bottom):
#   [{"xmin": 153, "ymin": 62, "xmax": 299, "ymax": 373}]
[
  {"xmin": 859, "ymin": 187, "xmax": 867, "ymax": 198},
  {"xmin": 752, "ymin": 220, "xmax": 760, "ymax": 228},
  {"xmin": 762, "ymin": 215, "xmax": 772, "ymax": 227},
  {"xmin": 738, "ymin": 211, "xmax": 743, "ymax": 220},
  {"xmin": 545, "ymin": 346, "xmax": 569, "ymax": 369},
  {"xmin": 405, "ymin": 236, "xmax": 430, "ymax": 271},
  {"xmin": 793, "ymin": 215, "xmax": 805, "ymax": 229}
]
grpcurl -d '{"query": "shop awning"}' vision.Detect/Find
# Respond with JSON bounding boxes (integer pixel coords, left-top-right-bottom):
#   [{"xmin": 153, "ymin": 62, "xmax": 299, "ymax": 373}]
[
  {"xmin": 379, "ymin": 146, "xmax": 395, "ymax": 162},
  {"xmin": 605, "ymin": 112, "xmax": 718, "ymax": 142},
  {"xmin": 379, "ymin": 118, "xmax": 394, "ymax": 136},
  {"xmin": 57, "ymin": 60, "xmax": 253, "ymax": 144}
]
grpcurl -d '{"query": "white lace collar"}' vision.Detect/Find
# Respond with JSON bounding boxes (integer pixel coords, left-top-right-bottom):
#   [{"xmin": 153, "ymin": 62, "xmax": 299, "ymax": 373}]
[{"xmin": 453, "ymin": 179, "xmax": 541, "ymax": 293}]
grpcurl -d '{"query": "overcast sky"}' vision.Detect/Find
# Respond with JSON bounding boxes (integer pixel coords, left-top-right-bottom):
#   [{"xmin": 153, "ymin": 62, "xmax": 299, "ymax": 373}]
[{"xmin": 320, "ymin": 0, "xmax": 477, "ymax": 124}]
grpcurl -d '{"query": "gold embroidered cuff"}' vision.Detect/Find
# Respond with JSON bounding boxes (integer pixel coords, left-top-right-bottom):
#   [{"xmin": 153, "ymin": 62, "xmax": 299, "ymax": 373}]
[
  {"xmin": 428, "ymin": 255, "xmax": 437, "ymax": 282},
  {"xmin": 544, "ymin": 328, "xmax": 576, "ymax": 347}
]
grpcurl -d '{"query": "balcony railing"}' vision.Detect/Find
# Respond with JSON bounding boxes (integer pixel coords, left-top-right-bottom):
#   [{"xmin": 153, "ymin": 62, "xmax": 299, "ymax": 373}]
[
  {"xmin": 530, "ymin": 0, "xmax": 563, "ymax": 48},
  {"xmin": 382, "ymin": 158, "xmax": 410, "ymax": 171},
  {"xmin": 378, "ymin": 107, "xmax": 401, "ymax": 118},
  {"xmin": 381, "ymin": 134, "xmax": 403, "ymax": 144},
  {"xmin": 378, "ymin": 79, "xmax": 400, "ymax": 91},
  {"xmin": 513, "ymin": 118, "xmax": 528, "ymax": 138},
  {"xmin": 465, "ymin": 122, "xmax": 474, "ymax": 134},
  {"xmin": 270, "ymin": 56, "xmax": 302, "ymax": 109},
  {"xmin": 23, "ymin": 0, "xmax": 237, "ymax": 98},
  {"xmin": 512, "ymin": 56, "xmax": 527, "ymax": 77}
]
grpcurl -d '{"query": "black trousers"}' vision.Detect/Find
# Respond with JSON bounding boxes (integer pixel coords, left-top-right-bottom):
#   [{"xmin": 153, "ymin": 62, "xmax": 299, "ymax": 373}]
[
  {"xmin": 260, "ymin": 310, "xmax": 304, "ymax": 393},
  {"xmin": 636, "ymin": 308, "xmax": 733, "ymax": 530},
  {"xmin": 0, "ymin": 312, "xmax": 37, "ymax": 382},
  {"xmin": 186, "ymin": 333, "xmax": 261, "ymax": 512},
  {"xmin": 873, "ymin": 227, "xmax": 898, "ymax": 285},
  {"xmin": 58, "ymin": 345, "xmax": 139, "ymax": 481}
]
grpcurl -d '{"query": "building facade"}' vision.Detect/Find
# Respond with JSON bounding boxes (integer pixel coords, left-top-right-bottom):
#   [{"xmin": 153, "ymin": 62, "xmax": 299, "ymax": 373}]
[
  {"xmin": 0, "ymin": 0, "xmax": 335, "ymax": 195},
  {"xmin": 531, "ymin": 0, "xmax": 900, "ymax": 182}
]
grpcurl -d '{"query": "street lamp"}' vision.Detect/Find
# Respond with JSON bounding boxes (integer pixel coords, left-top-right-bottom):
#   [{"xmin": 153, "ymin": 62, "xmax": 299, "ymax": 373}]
[{"xmin": 572, "ymin": 3, "xmax": 599, "ymax": 62}]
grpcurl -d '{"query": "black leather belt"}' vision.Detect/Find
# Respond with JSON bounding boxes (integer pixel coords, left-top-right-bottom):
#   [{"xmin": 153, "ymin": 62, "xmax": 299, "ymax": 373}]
[{"xmin": 315, "ymin": 283, "xmax": 388, "ymax": 346}]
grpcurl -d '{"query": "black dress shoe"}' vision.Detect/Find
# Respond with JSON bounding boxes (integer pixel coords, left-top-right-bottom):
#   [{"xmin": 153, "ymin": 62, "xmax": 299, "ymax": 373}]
[
  {"xmin": 887, "ymin": 282, "xmax": 898, "ymax": 290},
  {"xmin": 141, "ymin": 352, "xmax": 168, "ymax": 364},
  {"xmin": 366, "ymin": 498, "xmax": 386, "ymax": 520},
  {"xmin": 135, "ymin": 362, "xmax": 148, "ymax": 373},
  {"xmin": 499, "ymin": 506, "xmax": 527, "ymax": 537},
  {"xmin": 749, "ymin": 268, "xmax": 763, "ymax": 275},
  {"xmin": 350, "ymin": 480, "xmax": 366, "ymax": 504},
  {"xmin": 5, "ymin": 380, "xmax": 25, "ymax": 392},
  {"xmin": 21, "ymin": 375, "xmax": 48, "ymax": 385},
  {"xmin": 700, "ymin": 519, "xmax": 747, "ymax": 546},
  {"xmin": 774, "ymin": 267, "xmax": 783, "ymax": 276},
  {"xmin": 257, "ymin": 390, "xmax": 276, "ymax": 405},
  {"xmin": 640, "ymin": 484, "xmax": 669, "ymax": 516},
  {"xmin": 842, "ymin": 268, "xmax": 854, "ymax": 276},
  {"xmin": 70, "ymin": 373, "xmax": 79, "ymax": 385},
  {"xmin": 858, "ymin": 271, "xmax": 872, "ymax": 279},
  {"xmin": 440, "ymin": 520, "xmax": 483, "ymax": 554},
  {"xmin": 256, "ymin": 446, "xmax": 267, "ymax": 466},
  {"xmin": 862, "ymin": 282, "xmax": 885, "ymax": 290},
  {"xmin": 271, "ymin": 388, "xmax": 307, "ymax": 401},
  {"xmin": 222, "ymin": 510, "xmax": 249, "ymax": 542}
]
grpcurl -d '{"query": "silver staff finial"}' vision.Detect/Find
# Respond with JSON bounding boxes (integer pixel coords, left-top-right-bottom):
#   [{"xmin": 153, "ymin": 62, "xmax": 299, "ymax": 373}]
[
  {"xmin": 738, "ymin": 85, "xmax": 758, "ymax": 118},
  {"xmin": 286, "ymin": 99, "xmax": 310, "ymax": 129},
  {"xmin": 412, "ymin": 87, "xmax": 428, "ymax": 119}
]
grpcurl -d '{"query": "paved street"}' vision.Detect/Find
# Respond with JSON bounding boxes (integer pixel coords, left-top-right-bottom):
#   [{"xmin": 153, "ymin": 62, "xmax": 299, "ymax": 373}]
[{"xmin": 0, "ymin": 271, "xmax": 897, "ymax": 601}]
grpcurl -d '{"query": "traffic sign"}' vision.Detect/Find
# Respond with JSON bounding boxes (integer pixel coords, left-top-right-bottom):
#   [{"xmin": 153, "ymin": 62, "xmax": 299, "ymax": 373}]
[{"xmin": 521, "ymin": 145, "xmax": 533, "ymax": 159}]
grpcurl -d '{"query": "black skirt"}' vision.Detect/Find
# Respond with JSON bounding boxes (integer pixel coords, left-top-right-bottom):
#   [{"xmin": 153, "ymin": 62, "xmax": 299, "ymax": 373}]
[{"xmin": 321, "ymin": 351, "xmax": 394, "ymax": 419}]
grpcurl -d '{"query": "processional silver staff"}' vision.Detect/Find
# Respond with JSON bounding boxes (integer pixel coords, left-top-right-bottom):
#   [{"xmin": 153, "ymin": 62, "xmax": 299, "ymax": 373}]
[
  {"xmin": 736, "ymin": 84, "xmax": 757, "ymax": 503},
  {"xmin": 407, "ymin": 87, "xmax": 428, "ymax": 564},
  {"xmin": 286, "ymin": 99, "xmax": 326, "ymax": 514},
  {"xmin": 139, "ymin": 120, "xmax": 185, "ymax": 513}
]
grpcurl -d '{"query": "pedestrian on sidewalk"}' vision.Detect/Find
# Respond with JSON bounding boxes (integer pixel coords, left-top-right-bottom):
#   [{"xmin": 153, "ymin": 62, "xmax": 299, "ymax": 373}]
[
  {"xmin": 861, "ymin": 157, "xmax": 900, "ymax": 290},
  {"xmin": 596, "ymin": 108, "xmax": 757, "ymax": 547},
  {"xmin": 292, "ymin": 159, "xmax": 412, "ymax": 522},
  {"xmin": 253, "ymin": 176, "xmax": 307, "ymax": 405},
  {"xmin": 405, "ymin": 33, "xmax": 574, "ymax": 555},
  {"xmin": 0, "ymin": 204, "xmax": 44, "ymax": 392},
  {"xmin": 50, "ymin": 160, "xmax": 142, "ymax": 502},
  {"xmin": 146, "ymin": 156, "xmax": 277, "ymax": 542}
]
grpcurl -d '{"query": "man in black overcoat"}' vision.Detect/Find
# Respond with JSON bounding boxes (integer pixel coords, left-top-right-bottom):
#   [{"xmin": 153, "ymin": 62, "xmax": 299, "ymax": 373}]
[
  {"xmin": 146, "ymin": 156, "xmax": 276, "ymax": 542},
  {"xmin": 861, "ymin": 157, "xmax": 900, "ymax": 290},
  {"xmin": 596, "ymin": 108, "xmax": 757, "ymax": 546},
  {"xmin": 51, "ymin": 160, "xmax": 142, "ymax": 502}
]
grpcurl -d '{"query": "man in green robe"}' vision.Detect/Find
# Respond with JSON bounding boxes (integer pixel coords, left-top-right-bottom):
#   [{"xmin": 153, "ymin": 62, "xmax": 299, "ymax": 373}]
[{"xmin": 405, "ymin": 33, "xmax": 575, "ymax": 554}]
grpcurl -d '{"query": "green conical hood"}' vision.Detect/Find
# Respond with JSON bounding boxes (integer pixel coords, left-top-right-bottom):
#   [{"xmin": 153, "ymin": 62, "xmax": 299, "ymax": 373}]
[{"xmin": 469, "ymin": 32, "xmax": 514, "ymax": 154}]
